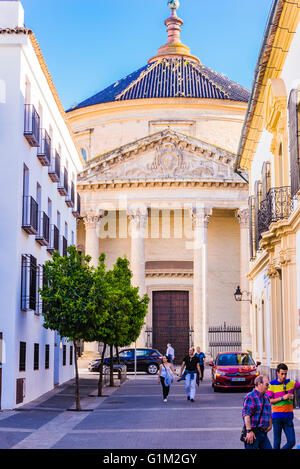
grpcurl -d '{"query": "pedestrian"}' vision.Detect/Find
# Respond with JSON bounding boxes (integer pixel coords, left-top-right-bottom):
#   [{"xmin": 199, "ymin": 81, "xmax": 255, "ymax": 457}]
[
  {"xmin": 179, "ymin": 347, "xmax": 202, "ymax": 402},
  {"xmin": 166, "ymin": 343, "xmax": 175, "ymax": 365},
  {"xmin": 158, "ymin": 355, "xmax": 178, "ymax": 402},
  {"xmin": 266, "ymin": 363, "xmax": 300, "ymax": 449},
  {"xmin": 242, "ymin": 375, "xmax": 272, "ymax": 449},
  {"xmin": 195, "ymin": 346, "xmax": 206, "ymax": 382}
]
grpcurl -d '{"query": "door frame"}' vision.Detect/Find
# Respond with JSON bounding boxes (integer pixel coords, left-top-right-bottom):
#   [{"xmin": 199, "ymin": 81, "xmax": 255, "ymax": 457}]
[{"xmin": 150, "ymin": 288, "xmax": 192, "ymax": 359}]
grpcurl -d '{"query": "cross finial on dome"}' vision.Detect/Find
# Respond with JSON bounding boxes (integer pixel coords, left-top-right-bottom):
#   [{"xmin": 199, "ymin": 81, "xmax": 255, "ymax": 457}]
[{"xmin": 168, "ymin": 0, "xmax": 180, "ymax": 11}]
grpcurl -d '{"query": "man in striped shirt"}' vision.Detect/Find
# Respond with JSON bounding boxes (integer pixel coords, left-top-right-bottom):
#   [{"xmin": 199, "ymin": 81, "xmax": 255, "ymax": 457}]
[{"xmin": 266, "ymin": 363, "xmax": 300, "ymax": 449}]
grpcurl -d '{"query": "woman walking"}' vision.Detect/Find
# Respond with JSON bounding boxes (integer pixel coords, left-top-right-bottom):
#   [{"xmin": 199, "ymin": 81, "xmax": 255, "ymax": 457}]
[{"xmin": 158, "ymin": 355, "xmax": 178, "ymax": 402}]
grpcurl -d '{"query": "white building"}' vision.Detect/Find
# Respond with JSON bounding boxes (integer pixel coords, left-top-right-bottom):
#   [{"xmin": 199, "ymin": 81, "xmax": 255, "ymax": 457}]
[{"xmin": 0, "ymin": 0, "xmax": 83, "ymax": 409}]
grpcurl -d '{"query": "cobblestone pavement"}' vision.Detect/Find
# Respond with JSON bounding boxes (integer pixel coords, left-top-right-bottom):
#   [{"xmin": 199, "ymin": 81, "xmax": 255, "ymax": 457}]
[{"xmin": 0, "ymin": 368, "xmax": 299, "ymax": 450}]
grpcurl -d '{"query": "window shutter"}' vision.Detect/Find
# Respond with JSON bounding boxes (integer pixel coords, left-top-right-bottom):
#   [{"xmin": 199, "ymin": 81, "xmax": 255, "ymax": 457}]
[
  {"xmin": 29, "ymin": 255, "xmax": 37, "ymax": 311},
  {"xmin": 288, "ymin": 88, "xmax": 300, "ymax": 197}
]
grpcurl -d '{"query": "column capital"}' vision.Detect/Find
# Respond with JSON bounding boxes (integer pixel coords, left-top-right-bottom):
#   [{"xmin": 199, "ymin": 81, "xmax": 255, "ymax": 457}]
[
  {"xmin": 191, "ymin": 206, "xmax": 212, "ymax": 230},
  {"xmin": 236, "ymin": 208, "xmax": 249, "ymax": 228},
  {"xmin": 128, "ymin": 204, "xmax": 148, "ymax": 231},
  {"xmin": 82, "ymin": 208, "xmax": 105, "ymax": 230}
]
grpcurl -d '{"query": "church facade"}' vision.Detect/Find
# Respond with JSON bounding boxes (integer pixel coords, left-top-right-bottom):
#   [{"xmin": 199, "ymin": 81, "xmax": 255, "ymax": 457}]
[{"xmin": 67, "ymin": 3, "xmax": 251, "ymax": 360}]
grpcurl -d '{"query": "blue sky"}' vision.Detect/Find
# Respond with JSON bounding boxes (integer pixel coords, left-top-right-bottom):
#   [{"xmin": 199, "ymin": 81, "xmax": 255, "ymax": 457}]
[{"xmin": 20, "ymin": 0, "xmax": 274, "ymax": 110}]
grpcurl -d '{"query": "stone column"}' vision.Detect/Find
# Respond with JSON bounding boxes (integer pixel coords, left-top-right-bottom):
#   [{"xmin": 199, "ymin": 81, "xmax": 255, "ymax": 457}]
[
  {"xmin": 236, "ymin": 209, "xmax": 252, "ymax": 352},
  {"xmin": 128, "ymin": 205, "xmax": 148, "ymax": 347},
  {"xmin": 191, "ymin": 206, "xmax": 212, "ymax": 353},
  {"xmin": 83, "ymin": 209, "xmax": 104, "ymax": 267}
]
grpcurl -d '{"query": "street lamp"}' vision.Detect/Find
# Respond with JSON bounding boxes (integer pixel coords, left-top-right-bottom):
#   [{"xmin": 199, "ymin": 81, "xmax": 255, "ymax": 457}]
[{"xmin": 234, "ymin": 285, "xmax": 252, "ymax": 303}]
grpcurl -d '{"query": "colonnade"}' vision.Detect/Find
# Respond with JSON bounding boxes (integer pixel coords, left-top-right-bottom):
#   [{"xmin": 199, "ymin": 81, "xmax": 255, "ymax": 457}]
[{"xmin": 82, "ymin": 204, "xmax": 251, "ymax": 353}]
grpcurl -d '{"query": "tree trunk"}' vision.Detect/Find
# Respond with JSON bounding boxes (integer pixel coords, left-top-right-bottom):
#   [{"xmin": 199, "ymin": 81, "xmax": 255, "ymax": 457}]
[
  {"xmin": 110, "ymin": 344, "xmax": 114, "ymax": 387},
  {"xmin": 116, "ymin": 345, "xmax": 120, "ymax": 365},
  {"xmin": 98, "ymin": 342, "xmax": 107, "ymax": 397},
  {"xmin": 73, "ymin": 340, "xmax": 82, "ymax": 411}
]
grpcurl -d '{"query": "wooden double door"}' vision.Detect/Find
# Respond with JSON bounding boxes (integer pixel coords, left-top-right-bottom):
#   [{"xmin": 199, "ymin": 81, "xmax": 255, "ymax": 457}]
[{"xmin": 152, "ymin": 291, "xmax": 189, "ymax": 363}]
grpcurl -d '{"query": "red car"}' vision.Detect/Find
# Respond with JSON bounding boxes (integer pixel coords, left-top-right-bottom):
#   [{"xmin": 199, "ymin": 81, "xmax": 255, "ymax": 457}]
[{"xmin": 209, "ymin": 351, "xmax": 260, "ymax": 392}]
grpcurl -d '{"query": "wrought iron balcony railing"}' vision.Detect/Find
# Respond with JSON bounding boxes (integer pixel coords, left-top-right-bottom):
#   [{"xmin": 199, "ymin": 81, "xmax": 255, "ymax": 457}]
[
  {"xmin": 65, "ymin": 181, "xmax": 75, "ymax": 208},
  {"xmin": 61, "ymin": 236, "xmax": 68, "ymax": 256},
  {"xmin": 37, "ymin": 129, "xmax": 51, "ymax": 166},
  {"xmin": 47, "ymin": 224, "xmax": 59, "ymax": 254},
  {"xmin": 22, "ymin": 195, "xmax": 38, "ymax": 235},
  {"xmin": 48, "ymin": 150, "xmax": 61, "ymax": 183},
  {"xmin": 58, "ymin": 167, "xmax": 68, "ymax": 196},
  {"xmin": 24, "ymin": 104, "xmax": 40, "ymax": 147},
  {"xmin": 256, "ymin": 186, "xmax": 292, "ymax": 247},
  {"xmin": 36, "ymin": 211, "xmax": 50, "ymax": 246}
]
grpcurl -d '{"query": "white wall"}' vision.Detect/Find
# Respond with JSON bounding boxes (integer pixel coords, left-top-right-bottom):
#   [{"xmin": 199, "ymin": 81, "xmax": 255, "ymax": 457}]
[{"xmin": 0, "ymin": 0, "xmax": 82, "ymax": 408}]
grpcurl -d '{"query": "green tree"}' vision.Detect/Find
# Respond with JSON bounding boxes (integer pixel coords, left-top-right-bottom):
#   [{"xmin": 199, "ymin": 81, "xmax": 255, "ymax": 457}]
[
  {"xmin": 90, "ymin": 255, "xmax": 149, "ymax": 393},
  {"xmin": 40, "ymin": 246, "xmax": 96, "ymax": 411}
]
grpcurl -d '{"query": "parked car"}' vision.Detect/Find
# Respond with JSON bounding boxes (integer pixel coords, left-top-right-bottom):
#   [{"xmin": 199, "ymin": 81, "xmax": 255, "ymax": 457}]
[
  {"xmin": 209, "ymin": 351, "xmax": 261, "ymax": 391},
  {"xmin": 88, "ymin": 348, "xmax": 163, "ymax": 374}
]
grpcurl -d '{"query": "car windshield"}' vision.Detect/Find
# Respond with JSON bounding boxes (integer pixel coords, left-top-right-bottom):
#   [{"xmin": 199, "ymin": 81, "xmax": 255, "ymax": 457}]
[{"xmin": 216, "ymin": 353, "xmax": 255, "ymax": 366}]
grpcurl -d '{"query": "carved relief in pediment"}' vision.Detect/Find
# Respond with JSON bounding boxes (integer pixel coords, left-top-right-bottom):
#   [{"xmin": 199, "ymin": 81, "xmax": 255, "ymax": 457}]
[{"xmin": 97, "ymin": 142, "xmax": 231, "ymax": 181}]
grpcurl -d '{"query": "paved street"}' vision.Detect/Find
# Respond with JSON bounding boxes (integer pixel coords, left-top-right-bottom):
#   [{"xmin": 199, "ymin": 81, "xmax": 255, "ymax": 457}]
[{"xmin": 0, "ymin": 368, "xmax": 299, "ymax": 450}]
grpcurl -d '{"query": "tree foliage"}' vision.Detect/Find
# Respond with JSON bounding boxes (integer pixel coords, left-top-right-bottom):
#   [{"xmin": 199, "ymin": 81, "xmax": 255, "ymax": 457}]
[{"xmin": 40, "ymin": 246, "xmax": 96, "ymax": 410}]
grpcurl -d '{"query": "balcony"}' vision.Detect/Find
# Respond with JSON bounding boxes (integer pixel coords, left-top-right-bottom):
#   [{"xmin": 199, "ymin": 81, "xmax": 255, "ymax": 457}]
[
  {"xmin": 48, "ymin": 150, "xmax": 61, "ymax": 183},
  {"xmin": 37, "ymin": 129, "xmax": 51, "ymax": 166},
  {"xmin": 24, "ymin": 104, "xmax": 40, "ymax": 147},
  {"xmin": 72, "ymin": 192, "xmax": 81, "ymax": 218},
  {"xmin": 36, "ymin": 211, "xmax": 50, "ymax": 246},
  {"xmin": 47, "ymin": 224, "xmax": 59, "ymax": 254},
  {"xmin": 65, "ymin": 181, "xmax": 75, "ymax": 208},
  {"xmin": 57, "ymin": 167, "xmax": 68, "ymax": 196},
  {"xmin": 61, "ymin": 236, "xmax": 68, "ymax": 256},
  {"xmin": 22, "ymin": 196, "xmax": 38, "ymax": 235},
  {"xmin": 256, "ymin": 186, "xmax": 292, "ymax": 247}
]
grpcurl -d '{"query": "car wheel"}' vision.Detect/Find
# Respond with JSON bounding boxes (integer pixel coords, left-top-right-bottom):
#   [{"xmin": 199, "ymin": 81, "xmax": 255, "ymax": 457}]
[
  {"xmin": 147, "ymin": 363, "xmax": 159, "ymax": 375},
  {"xmin": 213, "ymin": 385, "xmax": 219, "ymax": 392}
]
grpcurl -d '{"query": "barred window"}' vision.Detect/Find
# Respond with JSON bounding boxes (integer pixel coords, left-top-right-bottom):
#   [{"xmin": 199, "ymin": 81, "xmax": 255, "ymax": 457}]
[
  {"xmin": 70, "ymin": 345, "xmax": 73, "ymax": 366},
  {"xmin": 34, "ymin": 343, "xmax": 39, "ymax": 370},
  {"xmin": 63, "ymin": 345, "xmax": 66, "ymax": 366},
  {"xmin": 19, "ymin": 342, "xmax": 26, "ymax": 372},
  {"xmin": 45, "ymin": 344, "xmax": 50, "ymax": 369}
]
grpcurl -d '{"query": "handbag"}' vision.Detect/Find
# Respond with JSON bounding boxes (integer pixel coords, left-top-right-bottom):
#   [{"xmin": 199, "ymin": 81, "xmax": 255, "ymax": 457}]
[{"xmin": 240, "ymin": 397, "xmax": 265, "ymax": 443}]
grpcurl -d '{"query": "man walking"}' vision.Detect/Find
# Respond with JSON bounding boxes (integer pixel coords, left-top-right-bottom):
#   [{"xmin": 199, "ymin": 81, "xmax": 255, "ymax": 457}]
[
  {"xmin": 266, "ymin": 363, "xmax": 300, "ymax": 449},
  {"xmin": 195, "ymin": 346, "xmax": 206, "ymax": 382},
  {"xmin": 179, "ymin": 347, "xmax": 202, "ymax": 402},
  {"xmin": 242, "ymin": 375, "xmax": 272, "ymax": 449},
  {"xmin": 166, "ymin": 343, "xmax": 175, "ymax": 365}
]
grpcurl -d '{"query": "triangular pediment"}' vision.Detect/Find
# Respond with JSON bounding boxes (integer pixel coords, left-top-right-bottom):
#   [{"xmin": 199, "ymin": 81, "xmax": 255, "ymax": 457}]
[{"xmin": 78, "ymin": 129, "xmax": 244, "ymax": 183}]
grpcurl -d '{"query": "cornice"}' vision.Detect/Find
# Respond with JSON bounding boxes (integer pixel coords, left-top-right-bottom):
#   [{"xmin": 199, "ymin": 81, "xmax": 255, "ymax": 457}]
[
  {"xmin": 77, "ymin": 179, "xmax": 247, "ymax": 191},
  {"xmin": 67, "ymin": 97, "xmax": 248, "ymax": 122},
  {"xmin": 146, "ymin": 272, "xmax": 193, "ymax": 278}
]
